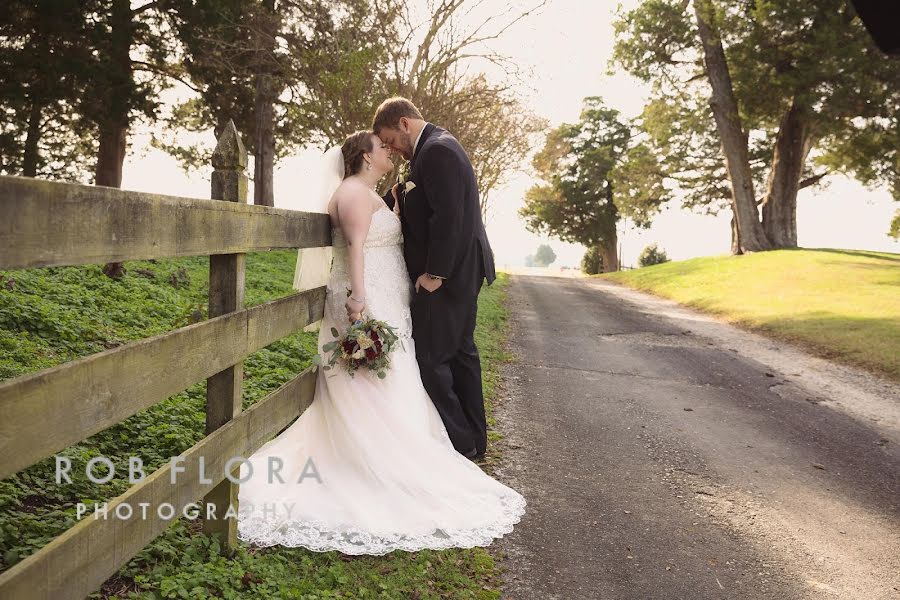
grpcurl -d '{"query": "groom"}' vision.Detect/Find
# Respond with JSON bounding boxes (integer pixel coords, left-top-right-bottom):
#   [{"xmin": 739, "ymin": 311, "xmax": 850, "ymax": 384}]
[{"xmin": 373, "ymin": 97, "xmax": 496, "ymax": 461}]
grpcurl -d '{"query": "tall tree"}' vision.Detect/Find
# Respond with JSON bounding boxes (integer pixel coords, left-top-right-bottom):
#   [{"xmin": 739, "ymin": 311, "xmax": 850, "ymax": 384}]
[
  {"xmin": 383, "ymin": 0, "xmax": 547, "ymax": 218},
  {"xmin": 613, "ymin": 0, "xmax": 900, "ymax": 253},
  {"xmin": 692, "ymin": 0, "xmax": 770, "ymax": 251},
  {"xmin": 1, "ymin": 0, "xmax": 171, "ymax": 278},
  {"xmin": 283, "ymin": 0, "xmax": 404, "ymax": 147},
  {"xmin": 156, "ymin": 0, "xmax": 262, "ymax": 173},
  {"xmin": 252, "ymin": 0, "xmax": 279, "ymax": 206},
  {"xmin": 520, "ymin": 98, "xmax": 666, "ymax": 272},
  {"xmin": 533, "ymin": 244, "xmax": 557, "ymax": 267},
  {"xmin": 159, "ymin": 0, "xmax": 401, "ymax": 205},
  {"xmin": 160, "ymin": 0, "xmax": 544, "ymax": 218},
  {"xmin": 79, "ymin": 0, "xmax": 172, "ymax": 277},
  {"xmin": 403, "ymin": 73, "xmax": 545, "ymax": 220},
  {"xmin": 0, "ymin": 0, "xmax": 96, "ymax": 181}
]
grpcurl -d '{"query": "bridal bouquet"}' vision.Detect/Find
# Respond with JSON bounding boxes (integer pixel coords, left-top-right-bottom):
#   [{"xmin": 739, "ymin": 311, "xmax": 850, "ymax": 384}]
[{"xmin": 315, "ymin": 317, "xmax": 401, "ymax": 379}]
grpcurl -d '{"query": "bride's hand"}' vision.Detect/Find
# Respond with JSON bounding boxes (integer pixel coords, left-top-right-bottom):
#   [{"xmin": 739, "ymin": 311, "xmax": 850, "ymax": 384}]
[
  {"xmin": 345, "ymin": 296, "xmax": 365, "ymax": 321},
  {"xmin": 391, "ymin": 184, "xmax": 400, "ymax": 216}
]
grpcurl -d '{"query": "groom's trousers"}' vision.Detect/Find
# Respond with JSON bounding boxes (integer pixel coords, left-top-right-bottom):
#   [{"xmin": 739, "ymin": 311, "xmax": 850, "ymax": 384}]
[{"xmin": 412, "ymin": 289, "xmax": 488, "ymax": 457}]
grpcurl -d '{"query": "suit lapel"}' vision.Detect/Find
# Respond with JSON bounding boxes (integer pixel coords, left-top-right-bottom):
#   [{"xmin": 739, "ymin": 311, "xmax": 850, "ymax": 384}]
[{"xmin": 402, "ymin": 124, "xmax": 440, "ymax": 217}]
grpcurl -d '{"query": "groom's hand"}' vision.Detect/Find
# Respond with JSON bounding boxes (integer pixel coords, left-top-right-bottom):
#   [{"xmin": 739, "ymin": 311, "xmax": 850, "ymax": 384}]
[{"xmin": 415, "ymin": 273, "xmax": 443, "ymax": 293}]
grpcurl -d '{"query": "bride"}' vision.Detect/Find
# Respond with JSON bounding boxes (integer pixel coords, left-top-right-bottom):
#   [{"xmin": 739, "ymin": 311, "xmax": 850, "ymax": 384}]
[{"xmin": 236, "ymin": 131, "xmax": 526, "ymax": 555}]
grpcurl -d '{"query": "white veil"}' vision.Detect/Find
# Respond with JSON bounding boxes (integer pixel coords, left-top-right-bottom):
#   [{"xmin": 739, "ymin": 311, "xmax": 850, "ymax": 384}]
[{"xmin": 293, "ymin": 146, "xmax": 344, "ymax": 328}]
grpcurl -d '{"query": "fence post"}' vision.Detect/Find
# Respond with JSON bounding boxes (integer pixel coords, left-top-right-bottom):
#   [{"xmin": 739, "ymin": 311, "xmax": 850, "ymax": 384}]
[{"xmin": 203, "ymin": 120, "xmax": 248, "ymax": 553}]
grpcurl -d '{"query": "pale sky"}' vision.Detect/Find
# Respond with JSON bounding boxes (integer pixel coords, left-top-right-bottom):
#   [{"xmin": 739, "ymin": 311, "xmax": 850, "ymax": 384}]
[{"xmin": 122, "ymin": 0, "xmax": 899, "ymax": 268}]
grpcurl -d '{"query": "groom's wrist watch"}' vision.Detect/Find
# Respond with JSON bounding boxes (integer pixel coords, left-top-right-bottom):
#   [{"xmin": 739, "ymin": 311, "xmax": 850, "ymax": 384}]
[{"xmin": 425, "ymin": 273, "xmax": 445, "ymax": 280}]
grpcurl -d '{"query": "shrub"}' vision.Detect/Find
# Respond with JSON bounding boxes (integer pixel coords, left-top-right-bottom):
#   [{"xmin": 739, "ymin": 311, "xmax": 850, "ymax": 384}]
[
  {"xmin": 580, "ymin": 246, "xmax": 602, "ymax": 274},
  {"xmin": 638, "ymin": 243, "xmax": 669, "ymax": 267}
]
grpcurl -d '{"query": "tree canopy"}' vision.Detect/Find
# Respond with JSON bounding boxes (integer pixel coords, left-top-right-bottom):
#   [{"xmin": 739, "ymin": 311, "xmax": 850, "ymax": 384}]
[
  {"xmin": 1, "ymin": 0, "xmax": 544, "ymax": 219},
  {"xmin": 520, "ymin": 97, "xmax": 665, "ymax": 272},
  {"xmin": 612, "ymin": 0, "xmax": 900, "ymax": 251}
]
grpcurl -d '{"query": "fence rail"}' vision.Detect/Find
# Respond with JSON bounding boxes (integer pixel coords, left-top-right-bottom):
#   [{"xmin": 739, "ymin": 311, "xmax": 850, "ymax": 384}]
[
  {"xmin": 0, "ymin": 174, "xmax": 330, "ymax": 270},
  {"xmin": 0, "ymin": 286, "xmax": 326, "ymax": 481},
  {"xmin": 0, "ymin": 367, "xmax": 318, "ymax": 600},
  {"xmin": 0, "ymin": 121, "xmax": 330, "ymax": 600}
]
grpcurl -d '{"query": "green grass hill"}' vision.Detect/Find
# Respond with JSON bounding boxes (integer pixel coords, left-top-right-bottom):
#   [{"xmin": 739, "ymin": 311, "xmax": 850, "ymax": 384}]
[{"xmin": 604, "ymin": 249, "xmax": 900, "ymax": 381}]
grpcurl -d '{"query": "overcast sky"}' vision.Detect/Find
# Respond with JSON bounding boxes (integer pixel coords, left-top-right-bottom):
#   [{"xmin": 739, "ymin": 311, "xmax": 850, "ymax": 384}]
[{"xmin": 122, "ymin": 0, "xmax": 899, "ymax": 268}]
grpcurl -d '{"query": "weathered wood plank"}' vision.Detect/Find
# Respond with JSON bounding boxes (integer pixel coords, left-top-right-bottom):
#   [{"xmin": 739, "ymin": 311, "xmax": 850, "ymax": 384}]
[
  {"xmin": 0, "ymin": 287, "xmax": 326, "ymax": 481},
  {"xmin": 204, "ymin": 120, "xmax": 248, "ymax": 551},
  {"xmin": 0, "ymin": 174, "xmax": 331, "ymax": 270},
  {"xmin": 0, "ymin": 367, "xmax": 318, "ymax": 600}
]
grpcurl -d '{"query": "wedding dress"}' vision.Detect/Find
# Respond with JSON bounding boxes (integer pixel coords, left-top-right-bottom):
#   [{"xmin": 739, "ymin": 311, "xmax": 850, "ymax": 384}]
[{"xmin": 236, "ymin": 202, "xmax": 526, "ymax": 555}]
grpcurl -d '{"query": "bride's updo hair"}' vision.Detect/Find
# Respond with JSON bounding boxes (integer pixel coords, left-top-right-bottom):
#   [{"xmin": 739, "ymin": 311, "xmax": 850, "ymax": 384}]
[{"xmin": 341, "ymin": 130, "xmax": 374, "ymax": 178}]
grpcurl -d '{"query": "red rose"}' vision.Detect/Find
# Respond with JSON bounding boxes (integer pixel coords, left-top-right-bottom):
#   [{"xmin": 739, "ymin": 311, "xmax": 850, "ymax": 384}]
[
  {"xmin": 369, "ymin": 330, "xmax": 379, "ymax": 341},
  {"xmin": 365, "ymin": 348, "xmax": 376, "ymax": 360},
  {"xmin": 342, "ymin": 340, "xmax": 356, "ymax": 354}
]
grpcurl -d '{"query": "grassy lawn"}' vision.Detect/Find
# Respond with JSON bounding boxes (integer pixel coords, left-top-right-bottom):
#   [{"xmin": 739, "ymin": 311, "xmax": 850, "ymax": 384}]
[
  {"xmin": 475, "ymin": 273, "xmax": 514, "ymax": 462},
  {"xmin": 0, "ymin": 252, "xmax": 513, "ymax": 599},
  {"xmin": 603, "ymin": 248, "xmax": 900, "ymax": 381}
]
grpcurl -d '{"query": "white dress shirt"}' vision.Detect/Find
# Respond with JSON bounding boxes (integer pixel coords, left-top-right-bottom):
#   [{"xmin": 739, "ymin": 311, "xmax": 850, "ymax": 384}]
[{"xmin": 412, "ymin": 123, "xmax": 429, "ymax": 158}]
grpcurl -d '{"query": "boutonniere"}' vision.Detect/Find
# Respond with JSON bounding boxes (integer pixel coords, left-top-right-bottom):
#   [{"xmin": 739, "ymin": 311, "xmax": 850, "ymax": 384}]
[
  {"xmin": 397, "ymin": 162, "xmax": 410, "ymax": 183},
  {"xmin": 404, "ymin": 180, "xmax": 417, "ymax": 193}
]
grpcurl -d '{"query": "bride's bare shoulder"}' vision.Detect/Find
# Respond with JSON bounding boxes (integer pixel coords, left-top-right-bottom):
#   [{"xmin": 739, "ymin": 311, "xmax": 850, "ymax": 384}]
[{"xmin": 333, "ymin": 180, "xmax": 372, "ymax": 209}]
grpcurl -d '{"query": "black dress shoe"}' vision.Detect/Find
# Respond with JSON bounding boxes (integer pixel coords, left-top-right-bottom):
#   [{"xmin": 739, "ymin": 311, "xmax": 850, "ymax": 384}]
[
  {"xmin": 462, "ymin": 447, "xmax": 478, "ymax": 460},
  {"xmin": 473, "ymin": 451, "xmax": 486, "ymax": 461}
]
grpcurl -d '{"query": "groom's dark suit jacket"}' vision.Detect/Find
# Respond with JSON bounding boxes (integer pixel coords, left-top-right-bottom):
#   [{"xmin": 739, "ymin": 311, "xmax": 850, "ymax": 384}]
[
  {"xmin": 386, "ymin": 123, "xmax": 496, "ymax": 300},
  {"xmin": 382, "ymin": 123, "xmax": 496, "ymax": 366},
  {"xmin": 384, "ymin": 124, "xmax": 494, "ymax": 453}
]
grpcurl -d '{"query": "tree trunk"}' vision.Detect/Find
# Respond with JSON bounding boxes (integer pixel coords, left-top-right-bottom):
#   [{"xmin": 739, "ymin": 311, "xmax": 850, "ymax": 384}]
[
  {"xmin": 761, "ymin": 99, "xmax": 809, "ymax": 249},
  {"xmin": 730, "ymin": 211, "xmax": 743, "ymax": 255},
  {"xmin": 599, "ymin": 235, "xmax": 619, "ymax": 273},
  {"xmin": 22, "ymin": 97, "xmax": 43, "ymax": 177},
  {"xmin": 253, "ymin": 76, "xmax": 275, "ymax": 207},
  {"xmin": 95, "ymin": 120, "xmax": 127, "ymax": 188},
  {"xmin": 21, "ymin": 15, "xmax": 56, "ymax": 179},
  {"xmin": 252, "ymin": 0, "xmax": 277, "ymax": 207},
  {"xmin": 693, "ymin": 0, "xmax": 771, "ymax": 253},
  {"xmin": 96, "ymin": 0, "xmax": 133, "ymax": 280},
  {"xmin": 599, "ymin": 180, "xmax": 620, "ymax": 272}
]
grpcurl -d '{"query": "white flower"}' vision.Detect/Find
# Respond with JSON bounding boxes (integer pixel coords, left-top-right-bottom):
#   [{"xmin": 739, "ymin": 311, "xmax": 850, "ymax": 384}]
[
  {"xmin": 351, "ymin": 348, "xmax": 366, "ymax": 360},
  {"xmin": 404, "ymin": 180, "xmax": 417, "ymax": 193},
  {"xmin": 356, "ymin": 333, "xmax": 374, "ymax": 349}
]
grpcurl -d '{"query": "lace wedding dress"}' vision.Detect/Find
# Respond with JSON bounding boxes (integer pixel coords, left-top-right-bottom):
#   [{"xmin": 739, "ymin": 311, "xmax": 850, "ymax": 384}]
[{"xmin": 236, "ymin": 205, "xmax": 526, "ymax": 555}]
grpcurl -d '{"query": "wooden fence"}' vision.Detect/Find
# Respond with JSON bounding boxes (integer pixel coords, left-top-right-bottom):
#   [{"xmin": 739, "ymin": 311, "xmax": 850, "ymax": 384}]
[{"xmin": 0, "ymin": 122, "xmax": 331, "ymax": 600}]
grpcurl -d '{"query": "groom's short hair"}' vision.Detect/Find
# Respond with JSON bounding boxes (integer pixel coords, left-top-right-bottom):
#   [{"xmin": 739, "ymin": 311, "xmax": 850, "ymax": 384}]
[{"xmin": 372, "ymin": 97, "xmax": 423, "ymax": 133}]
